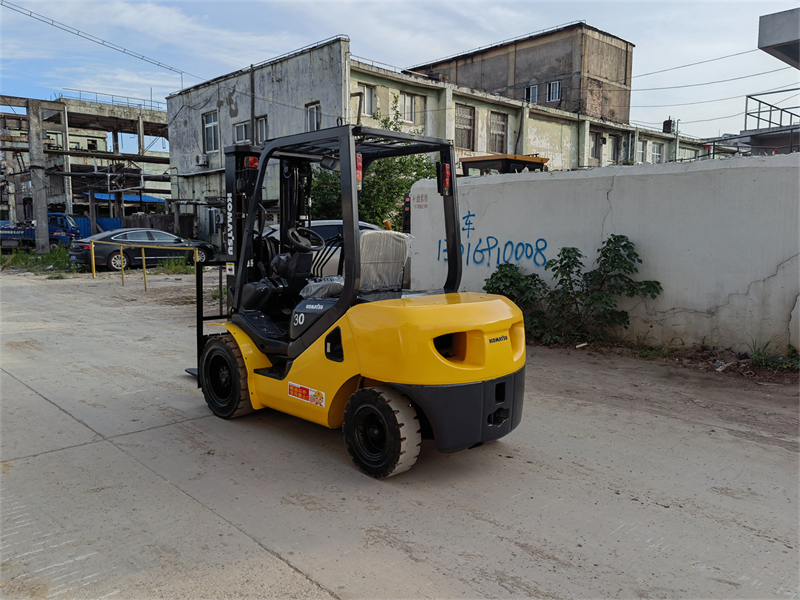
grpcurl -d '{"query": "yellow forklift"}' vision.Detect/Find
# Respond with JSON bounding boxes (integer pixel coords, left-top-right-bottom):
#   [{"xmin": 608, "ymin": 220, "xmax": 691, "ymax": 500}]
[{"xmin": 193, "ymin": 126, "xmax": 525, "ymax": 478}]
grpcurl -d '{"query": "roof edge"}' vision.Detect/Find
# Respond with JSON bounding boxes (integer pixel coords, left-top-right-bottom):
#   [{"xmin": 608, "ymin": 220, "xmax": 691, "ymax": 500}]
[
  {"xmin": 408, "ymin": 22, "xmax": 634, "ymax": 71},
  {"xmin": 167, "ymin": 35, "xmax": 350, "ymax": 99}
]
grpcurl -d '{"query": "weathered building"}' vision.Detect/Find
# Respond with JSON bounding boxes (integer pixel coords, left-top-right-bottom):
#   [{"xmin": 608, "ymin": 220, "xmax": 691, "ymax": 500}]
[
  {"xmin": 408, "ymin": 22, "xmax": 634, "ymax": 124},
  {"xmin": 166, "ymin": 33, "xmax": 726, "ymax": 231},
  {"xmin": 0, "ymin": 94, "xmax": 169, "ymax": 225}
]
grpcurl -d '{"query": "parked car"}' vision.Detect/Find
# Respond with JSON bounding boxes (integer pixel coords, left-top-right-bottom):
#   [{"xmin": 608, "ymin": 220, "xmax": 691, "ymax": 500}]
[
  {"xmin": 261, "ymin": 220, "xmax": 382, "ymax": 276},
  {"xmin": 69, "ymin": 228, "xmax": 215, "ymax": 271}
]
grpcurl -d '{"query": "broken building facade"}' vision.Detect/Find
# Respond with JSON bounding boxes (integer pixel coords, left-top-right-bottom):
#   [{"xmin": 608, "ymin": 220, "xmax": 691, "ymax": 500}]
[{"xmin": 0, "ymin": 94, "xmax": 170, "ymax": 226}]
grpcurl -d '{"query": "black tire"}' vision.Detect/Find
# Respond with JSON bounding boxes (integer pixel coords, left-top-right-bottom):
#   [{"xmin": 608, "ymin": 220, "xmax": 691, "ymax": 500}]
[
  {"xmin": 49, "ymin": 240, "xmax": 60, "ymax": 251},
  {"xmin": 107, "ymin": 251, "xmax": 129, "ymax": 271},
  {"xmin": 200, "ymin": 333, "xmax": 254, "ymax": 419},
  {"xmin": 188, "ymin": 248, "xmax": 209, "ymax": 264},
  {"xmin": 342, "ymin": 386, "xmax": 421, "ymax": 479}
]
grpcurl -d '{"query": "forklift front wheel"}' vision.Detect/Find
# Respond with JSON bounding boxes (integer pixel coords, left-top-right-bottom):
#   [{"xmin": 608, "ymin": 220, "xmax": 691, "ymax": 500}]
[
  {"xmin": 343, "ymin": 386, "xmax": 421, "ymax": 479},
  {"xmin": 200, "ymin": 334, "xmax": 254, "ymax": 419}
]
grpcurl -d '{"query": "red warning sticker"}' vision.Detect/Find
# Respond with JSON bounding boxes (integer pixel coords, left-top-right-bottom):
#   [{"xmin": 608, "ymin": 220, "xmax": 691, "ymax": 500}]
[{"xmin": 288, "ymin": 382, "xmax": 325, "ymax": 407}]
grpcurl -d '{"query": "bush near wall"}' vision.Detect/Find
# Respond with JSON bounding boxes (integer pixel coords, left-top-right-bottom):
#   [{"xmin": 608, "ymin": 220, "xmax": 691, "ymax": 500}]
[{"xmin": 484, "ymin": 234, "xmax": 662, "ymax": 344}]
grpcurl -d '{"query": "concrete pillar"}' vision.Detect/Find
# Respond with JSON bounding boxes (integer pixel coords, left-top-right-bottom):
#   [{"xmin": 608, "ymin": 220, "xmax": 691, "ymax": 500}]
[
  {"xmin": 27, "ymin": 100, "xmax": 49, "ymax": 255},
  {"xmin": 137, "ymin": 115, "xmax": 145, "ymax": 155},
  {"xmin": 517, "ymin": 106, "xmax": 527, "ymax": 156},
  {"xmin": 63, "ymin": 106, "xmax": 73, "ymax": 214},
  {"xmin": 443, "ymin": 86, "xmax": 454, "ymax": 142},
  {"xmin": 89, "ymin": 189, "xmax": 98, "ymax": 235},
  {"xmin": 578, "ymin": 118, "xmax": 590, "ymax": 168}
]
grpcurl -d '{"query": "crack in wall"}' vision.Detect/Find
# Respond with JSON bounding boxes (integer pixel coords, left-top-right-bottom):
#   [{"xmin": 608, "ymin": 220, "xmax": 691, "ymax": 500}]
[
  {"xmin": 600, "ymin": 169, "xmax": 620, "ymax": 237},
  {"xmin": 647, "ymin": 252, "xmax": 799, "ymax": 320}
]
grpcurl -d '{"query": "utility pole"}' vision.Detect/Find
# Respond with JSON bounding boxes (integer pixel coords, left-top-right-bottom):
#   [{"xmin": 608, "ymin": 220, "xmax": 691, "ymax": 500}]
[{"xmin": 28, "ymin": 99, "xmax": 49, "ymax": 255}]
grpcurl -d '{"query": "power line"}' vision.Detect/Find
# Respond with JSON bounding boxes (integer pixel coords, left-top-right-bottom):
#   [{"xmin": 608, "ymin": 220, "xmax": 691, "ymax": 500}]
[
  {"xmin": 630, "ymin": 66, "xmax": 792, "ymax": 91},
  {"xmin": 0, "ymin": 0, "xmax": 202, "ymax": 82},
  {"xmin": 632, "ymin": 48, "xmax": 760, "ymax": 79},
  {"xmin": 630, "ymin": 83, "xmax": 799, "ymax": 108}
]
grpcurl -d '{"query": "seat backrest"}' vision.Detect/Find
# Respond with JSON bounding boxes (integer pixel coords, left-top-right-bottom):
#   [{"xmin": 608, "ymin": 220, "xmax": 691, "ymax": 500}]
[{"xmin": 359, "ymin": 230, "xmax": 409, "ymax": 293}]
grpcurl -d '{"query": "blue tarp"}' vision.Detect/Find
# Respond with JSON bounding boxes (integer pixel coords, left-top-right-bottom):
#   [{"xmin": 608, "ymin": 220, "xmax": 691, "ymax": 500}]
[
  {"xmin": 83, "ymin": 192, "xmax": 165, "ymax": 203},
  {"xmin": 74, "ymin": 217, "xmax": 122, "ymax": 239}
]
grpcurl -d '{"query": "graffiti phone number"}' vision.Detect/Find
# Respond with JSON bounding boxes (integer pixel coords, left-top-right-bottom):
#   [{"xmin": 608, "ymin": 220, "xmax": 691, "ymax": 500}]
[{"xmin": 437, "ymin": 237, "xmax": 547, "ymax": 267}]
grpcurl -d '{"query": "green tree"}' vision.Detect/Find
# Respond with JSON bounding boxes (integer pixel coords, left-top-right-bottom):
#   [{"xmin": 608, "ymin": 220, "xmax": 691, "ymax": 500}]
[{"xmin": 310, "ymin": 97, "xmax": 436, "ymax": 228}]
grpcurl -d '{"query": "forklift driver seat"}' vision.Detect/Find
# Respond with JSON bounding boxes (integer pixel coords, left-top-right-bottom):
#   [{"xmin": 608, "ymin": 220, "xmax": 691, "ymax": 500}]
[
  {"xmin": 271, "ymin": 251, "xmax": 313, "ymax": 294},
  {"xmin": 359, "ymin": 230, "xmax": 410, "ymax": 293}
]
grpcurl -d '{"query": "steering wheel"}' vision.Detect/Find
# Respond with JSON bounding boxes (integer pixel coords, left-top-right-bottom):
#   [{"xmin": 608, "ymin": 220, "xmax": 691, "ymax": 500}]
[{"xmin": 286, "ymin": 227, "xmax": 325, "ymax": 252}]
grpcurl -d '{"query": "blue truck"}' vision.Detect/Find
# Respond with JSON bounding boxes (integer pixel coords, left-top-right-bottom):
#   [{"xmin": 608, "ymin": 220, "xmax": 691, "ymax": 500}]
[{"xmin": 0, "ymin": 213, "xmax": 81, "ymax": 250}]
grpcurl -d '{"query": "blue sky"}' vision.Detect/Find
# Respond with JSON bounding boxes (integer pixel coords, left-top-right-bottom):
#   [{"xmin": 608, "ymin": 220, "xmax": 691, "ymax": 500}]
[{"xmin": 1, "ymin": 0, "xmax": 798, "ymax": 139}]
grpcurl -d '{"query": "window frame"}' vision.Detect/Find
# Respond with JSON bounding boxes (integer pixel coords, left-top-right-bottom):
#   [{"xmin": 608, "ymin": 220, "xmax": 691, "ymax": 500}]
[
  {"xmin": 547, "ymin": 81, "xmax": 561, "ymax": 103},
  {"xmin": 652, "ymin": 142, "xmax": 664, "ymax": 164},
  {"xmin": 306, "ymin": 103, "xmax": 322, "ymax": 132},
  {"xmin": 399, "ymin": 92, "xmax": 416, "ymax": 123},
  {"xmin": 637, "ymin": 140, "xmax": 648, "ymax": 163},
  {"xmin": 256, "ymin": 116, "xmax": 268, "ymax": 144},
  {"xmin": 357, "ymin": 84, "xmax": 375, "ymax": 117},
  {"xmin": 454, "ymin": 103, "xmax": 475, "ymax": 151},
  {"xmin": 524, "ymin": 84, "xmax": 538, "ymax": 104},
  {"xmin": 489, "ymin": 111, "xmax": 508, "ymax": 155},
  {"xmin": 590, "ymin": 132, "xmax": 600, "ymax": 159},
  {"xmin": 202, "ymin": 111, "xmax": 219, "ymax": 153},
  {"xmin": 233, "ymin": 121, "xmax": 251, "ymax": 144}
]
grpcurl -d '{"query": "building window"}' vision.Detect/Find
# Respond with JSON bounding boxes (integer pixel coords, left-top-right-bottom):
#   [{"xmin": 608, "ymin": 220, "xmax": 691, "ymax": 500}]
[
  {"xmin": 637, "ymin": 140, "xmax": 647, "ymax": 163},
  {"xmin": 547, "ymin": 81, "xmax": 561, "ymax": 103},
  {"xmin": 524, "ymin": 85, "xmax": 538, "ymax": 104},
  {"xmin": 234, "ymin": 121, "xmax": 251, "ymax": 144},
  {"xmin": 203, "ymin": 111, "xmax": 219, "ymax": 153},
  {"xmin": 399, "ymin": 93, "xmax": 416, "ymax": 123},
  {"xmin": 306, "ymin": 103, "xmax": 322, "ymax": 131},
  {"xmin": 590, "ymin": 132, "xmax": 600, "ymax": 159},
  {"xmin": 455, "ymin": 104, "xmax": 475, "ymax": 151},
  {"xmin": 679, "ymin": 147, "xmax": 698, "ymax": 161},
  {"xmin": 652, "ymin": 142, "xmax": 664, "ymax": 163},
  {"xmin": 489, "ymin": 112, "xmax": 508, "ymax": 154},
  {"xmin": 256, "ymin": 116, "xmax": 268, "ymax": 144},
  {"xmin": 357, "ymin": 84, "xmax": 375, "ymax": 116}
]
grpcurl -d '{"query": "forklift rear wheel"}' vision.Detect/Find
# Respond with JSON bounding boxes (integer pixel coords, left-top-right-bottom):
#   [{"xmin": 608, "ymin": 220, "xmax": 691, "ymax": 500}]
[
  {"xmin": 343, "ymin": 386, "xmax": 421, "ymax": 479},
  {"xmin": 200, "ymin": 334, "xmax": 254, "ymax": 419},
  {"xmin": 107, "ymin": 251, "xmax": 129, "ymax": 271}
]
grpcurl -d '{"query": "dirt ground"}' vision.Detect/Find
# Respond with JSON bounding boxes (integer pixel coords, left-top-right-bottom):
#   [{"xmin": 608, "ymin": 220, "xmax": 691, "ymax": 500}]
[{"xmin": 1, "ymin": 268, "xmax": 798, "ymax": 599}]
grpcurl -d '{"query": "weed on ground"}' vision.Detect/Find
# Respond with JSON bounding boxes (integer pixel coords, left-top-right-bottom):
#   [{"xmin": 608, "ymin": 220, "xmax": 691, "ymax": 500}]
[{"xmin": 2, "ymin": 247, "xmax": 74, "ymax": 274}]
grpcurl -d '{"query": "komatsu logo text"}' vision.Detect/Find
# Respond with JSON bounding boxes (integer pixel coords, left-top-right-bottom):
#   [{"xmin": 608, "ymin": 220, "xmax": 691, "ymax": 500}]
[
  {"xmin": 226, "ymin": 192, "xmax": 234, "ymax": 255},
  {"xmin": 489, "ymin": 335, "xmax": 508, "ymax": 344}
]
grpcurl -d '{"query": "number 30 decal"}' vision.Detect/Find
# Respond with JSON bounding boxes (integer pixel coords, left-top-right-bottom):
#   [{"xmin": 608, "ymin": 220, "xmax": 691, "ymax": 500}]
[{"xmin": 293, "ymin": 313, "xmax": 305, "ymax": 326}]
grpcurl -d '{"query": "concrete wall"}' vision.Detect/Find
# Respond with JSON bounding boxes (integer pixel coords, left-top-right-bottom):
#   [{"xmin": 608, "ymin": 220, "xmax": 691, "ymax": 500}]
[{"xmin": 409, "ymin": 154, "xmax": 800, "ymax": 352}]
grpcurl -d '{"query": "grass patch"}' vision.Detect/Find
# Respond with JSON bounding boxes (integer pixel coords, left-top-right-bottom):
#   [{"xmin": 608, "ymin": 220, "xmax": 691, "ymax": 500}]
[
  {"xmin": 746, "ymin": 338, "xmax": 799, "ymax": 372},
  {"xmin": 3, "ymin": 247, "xmax": 72, "ymax": 274},
  {"xmin": 46, "ymin": 272, "xmax": 67, "ymax": 280},
  {"xmin": 152, "ymin": 257, "xmax": 195, "ymax": 275},
  {"xmin": 211, "ymin": 287, "xmax": 221, "ymax": 300}
]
